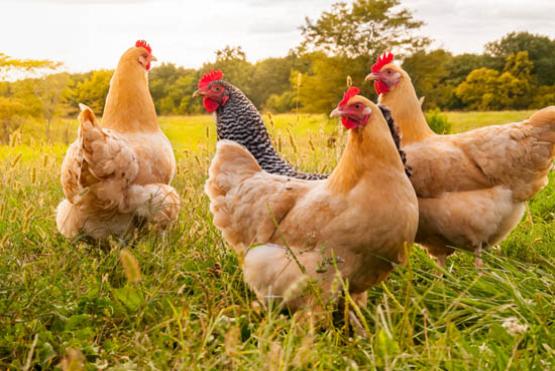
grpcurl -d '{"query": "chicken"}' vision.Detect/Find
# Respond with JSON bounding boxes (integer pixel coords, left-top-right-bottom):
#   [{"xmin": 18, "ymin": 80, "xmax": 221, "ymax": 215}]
[
  {"xmin": 193, "ymin": 70, "xmax": 325, "ymax": 180},
  {"xmin": 205, "ymin": 87, "xmax": 418, "ymax": 310},
  {"xmin": 56, "ymin": 41, "xmax": 180, "ymax": 240},
  {"xmin": 366, "ymin": 52, "xmax": 555, "ymax": 266}
]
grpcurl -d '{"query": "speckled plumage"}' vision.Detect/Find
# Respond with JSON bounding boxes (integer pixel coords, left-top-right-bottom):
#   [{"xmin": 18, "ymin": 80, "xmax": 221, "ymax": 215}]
[
  {"xmin": 213, "ymin": 81, "xmax": 410, "ymax": 179},
  {"xmin": 214, "ymin": 81, "xmax": 324, "ymax": 180}
]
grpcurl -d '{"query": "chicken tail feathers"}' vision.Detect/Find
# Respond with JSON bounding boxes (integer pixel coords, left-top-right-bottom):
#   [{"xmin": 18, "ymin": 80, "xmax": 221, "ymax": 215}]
[
  {"xmin": 77, "ymin": 104, "xmax": 104, "ymax": 187},
  {"xmin": 76, "ymin": 103, "xmax": 139, "ymax": 188},
  {"xmin": 205, "ymin": 140, "xmax": 262, "ymax": 198}
]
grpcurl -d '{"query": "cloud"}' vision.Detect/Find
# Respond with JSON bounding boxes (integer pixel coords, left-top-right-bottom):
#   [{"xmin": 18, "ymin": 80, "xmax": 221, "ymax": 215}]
[
  {"xmin": 402, "ymin": 0, "xmax": 555, "ymax": 53},
  {"xmin": 15, "ymin": 0, "xmax": 175, "ymax": 3},
  {"xmin": 248, "ymin": 18, "xmax": 300, "ymax": 34},
  {"xmin": 2, "ymin": 0, "xmax": 554, "ymax": 71},
  {"xmin": 245, "ymin": 0, "xmax": 323, "ymax": 6}
]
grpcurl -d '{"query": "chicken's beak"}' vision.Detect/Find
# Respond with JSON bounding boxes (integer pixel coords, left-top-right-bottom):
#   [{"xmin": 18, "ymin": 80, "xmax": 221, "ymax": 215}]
[
  {"xmin": 192, "ymin": 89, "xmax": 201, "ymax": 98},
  {"xmin": 365, "ymin": 72, "xmax": 379, "ymax": 82},
  {"xmin": 150, "ymin": 55, "xmax": 158, "ymax": 62},
  {"xmin": 329, "ymin": 107, "xmax": 342, "ymax": 118}
]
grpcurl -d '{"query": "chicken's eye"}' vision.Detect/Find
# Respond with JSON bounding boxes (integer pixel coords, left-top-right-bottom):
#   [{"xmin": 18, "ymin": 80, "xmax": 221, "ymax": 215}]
[
  {"xmin": 353, "ymin": 103, "xmax": 361, "ymax": 110},
  {"xmin": 212, "ymin": 86, "xmax": 221, "ymax": 92},
  {"xmin": 386, "ymin": 70, "xmax": 392, "ymax": 74}
]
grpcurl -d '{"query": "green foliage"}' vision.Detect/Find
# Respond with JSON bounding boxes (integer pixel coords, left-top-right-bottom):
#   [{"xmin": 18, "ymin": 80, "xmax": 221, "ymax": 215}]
[
  {"xmin": 402, "ymin": 49, "xmax": 454, "ymax": 109},
  {"xmin": 444, "ymin": 53, "xmax": 503, "ymax": 87},
  {"xmin": 68, "ymin": 70, "xmax": 112, "ymax": 115},
  {"xmin": 0, "ymin": 53, "xmax": 60, "ymax": 80},
  {"xmin": 0, "ymin": 97, "xmax": 29, "ymax": 143},
  {"xmin": 504, "ymin": 51, "xmax": 533, "ymax": 80},
  {"xmin": 0, "ymin": 113, "xmax": 553, "ymax": 369},
  {"xmin": 264, "ymin": 91, "xmax": 297, "ymax": 113},
  {"xmin": 28, "ymin": 74, "xmax": 71, "ymax": 140},
  {"xmin": 0, "ymin": 55, "xmax": 65, "ymax": 142},
  {"xmin": 2, "ymin": 26, "xmax": 555, "ymax": 141},
  {"xmin": 149, "ymin": 63, "xmax": 201, "ymax": 115},
  {"xmin": 296, "ymin": 53, "xmax": 372, "ymax": 113},
  {"xmin": 486, "ymin": 31, "xmax": 555, "ymax": 86},
  {"xmin": 455, "ymin": 51, "xmax": 534, "ymax": 111},
  {"xmin": 300, "ymin": 0, "xmax": 429, "ymax": 58},
  {"xmin": 250, "ymin": 56, "xmax": 298, "ymax": 109},
  {"xmin": 425, "ymin": 109, "xmax": 451, "ymax": 134},
  {"xmin": 455, "ymin": 67, "xmax": 499, "ymax": 110},
  {"xmin": 202, "ymin": 46, "xmax": 255, "ymax": 97},
  {"xmin": 531, "ymin": 85, "xmax": 555, "ymax": 108}
]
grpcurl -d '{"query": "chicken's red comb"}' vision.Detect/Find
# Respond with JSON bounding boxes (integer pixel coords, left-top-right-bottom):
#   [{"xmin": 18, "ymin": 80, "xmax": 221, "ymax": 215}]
[
  {"xmin": 135, "ymin": 40, "xmax": 152, "ymax": 54},
  {"xmin": 198, "ymin": 69, "xmax": 224, "ymax": 89},
  {"xmin": 371, "ymin": 52, "xmax": 394, "ymax": 73},
  {"xmin": 338, "ymin": 86, "xmax": 361, "ymax": 107}
]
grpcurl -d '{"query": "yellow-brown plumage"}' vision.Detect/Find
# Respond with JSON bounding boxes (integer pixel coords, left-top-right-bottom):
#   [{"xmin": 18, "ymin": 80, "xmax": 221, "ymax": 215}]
[
  {"xmin": 372, "ymin": 63, "xmax": 555, "ymax": 265},
  {"xmin": 205, "ymin": 95, "xmax": 418, "ymax": 310},
  {"xmin": 56, "ymin": 42, "xmax": 180, "ymax": 240}
]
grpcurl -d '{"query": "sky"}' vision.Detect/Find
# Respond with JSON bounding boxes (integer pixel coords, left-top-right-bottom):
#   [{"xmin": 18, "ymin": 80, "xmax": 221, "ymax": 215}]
[{"xmin": 3, "ymin": 0, "xmax": 555, "ymax": 72}]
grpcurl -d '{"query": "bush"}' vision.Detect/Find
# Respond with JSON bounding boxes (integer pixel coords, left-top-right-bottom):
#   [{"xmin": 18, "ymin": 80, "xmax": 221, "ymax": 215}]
[
  {"xmin": 426, "ymin": 109, "xmax": 451, "ymax": 134},
  {"xmin": 531, "ymin": 85, "xmax": 555, "ymax": 108},
  {"xmin": 264, "ymin": 91, "xmax": 297, "ymax": 113}
]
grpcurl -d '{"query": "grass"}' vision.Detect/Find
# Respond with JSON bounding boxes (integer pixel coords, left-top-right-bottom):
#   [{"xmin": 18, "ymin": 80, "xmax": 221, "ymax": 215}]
[
  {"xmin": 0, "ymin": 112, "xmax": 554, "ymax": 369},
  {"xmin": 444, "ymin": 111, "xmax": 534, "ymax": 132}
]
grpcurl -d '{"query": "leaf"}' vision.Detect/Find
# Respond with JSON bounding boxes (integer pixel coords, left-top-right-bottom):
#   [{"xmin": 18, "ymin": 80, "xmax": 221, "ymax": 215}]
[{"xmin": 112, "ymin": 286, "xmax": 144, "ymax": 313}]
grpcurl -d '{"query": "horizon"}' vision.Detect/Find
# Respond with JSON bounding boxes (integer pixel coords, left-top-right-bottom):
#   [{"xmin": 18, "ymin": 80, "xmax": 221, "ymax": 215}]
[{"xmin": 4, "ymin": 0, "xmax": 555, "ymax": 74}]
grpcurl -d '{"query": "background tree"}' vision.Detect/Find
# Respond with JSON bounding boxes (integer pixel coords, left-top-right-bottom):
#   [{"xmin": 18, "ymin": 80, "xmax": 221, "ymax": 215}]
[
  {"xmin": 295, "ymin": 0, "xmax": 429, "ymax": 111},
  {"xmin": 300, "ymin": 0, "xmax": 429, "ymax": 59},
  {"xmin": 0, "ymin": 96, "xmax": 28, "ymax": 143},
  {"xmin": 455, "ymin": 67, "xmax": 502, "ymax": 110},
  {"xmin": 0, "ymin": 27, "xmax": 553, "ymax": 133},
  {"xmin": 202, "ymin": 46, "xmax": 254, "ymax": 97},
  {"xmin": 455, "ymin": 52, "xmax": 534, "ymax": 111},
  {"xmin": 250, "ymin": 56, "xmax": 296, "ymax": 109},
  {"xmin": 0, "ymin": 53, "xmax": 61, "ymax": 143},
  {"xmin": 68, "ymin": 70, "xmax": 111, "ymax": 115},
  {"xmin": 32, "ymin": 74, "xmax": 71, "ymax": 141},
  {"xmin": 0, "ymin": 53, "xmax": 59, "ymax": 80},
  {"xmin": 265, "ymin": 91, "xmax": 298, "ymax": 113},
  {"xmin": 531, "ymin": 85, "xmax": 555, "ymax": 108},
  {"xmin": 149, "ymin": 63, "xmax": 200, "ymax": 114},
  {"xmin": 296, "ymin": 53, "xmax": 371, "ymax": 113},
  {"xmin": 401, "ymin": 49, "xmax": 453, "ymax": 109},
  {"xmin": 486, "ymin": 31, "xmax": 555, "ymax": 86}
]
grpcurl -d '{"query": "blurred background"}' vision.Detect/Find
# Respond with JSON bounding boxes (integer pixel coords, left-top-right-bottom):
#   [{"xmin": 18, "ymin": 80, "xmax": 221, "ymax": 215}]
[{"xmin": 1, "ymin": 0, "xmax": 555, "ymax": 145}]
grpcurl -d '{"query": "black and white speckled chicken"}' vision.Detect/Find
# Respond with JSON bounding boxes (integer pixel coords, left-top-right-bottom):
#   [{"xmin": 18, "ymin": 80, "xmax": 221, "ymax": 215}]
[
  {"xmin": 194, "ymin": 70, "xmax": 325, "ymax": 180},
  {"xmin": 194, "ymin": 70, "xmax": 410, "ymax": 179}
]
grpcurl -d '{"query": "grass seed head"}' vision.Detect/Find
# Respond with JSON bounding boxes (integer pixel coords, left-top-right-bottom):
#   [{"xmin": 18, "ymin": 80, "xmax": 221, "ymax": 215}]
[{"xmin": 119, "ymin": 248, "xmax": 142, "ymax": 284}]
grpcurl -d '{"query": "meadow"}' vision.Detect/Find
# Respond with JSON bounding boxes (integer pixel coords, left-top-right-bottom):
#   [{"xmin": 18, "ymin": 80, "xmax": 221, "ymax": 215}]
[{"xmin": 0, "ymin": 111, "xmax": 553, "ymax": 370}]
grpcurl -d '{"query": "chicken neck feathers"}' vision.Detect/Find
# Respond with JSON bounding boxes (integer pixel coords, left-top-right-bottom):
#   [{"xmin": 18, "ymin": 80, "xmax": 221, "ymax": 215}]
[
  {"xmin": 102, "ymin": 58, "xmax": 159, "ymax": 133},
  {"xmin": 215, "ymin": 82, "xmax": 410, "ymax": 178}
]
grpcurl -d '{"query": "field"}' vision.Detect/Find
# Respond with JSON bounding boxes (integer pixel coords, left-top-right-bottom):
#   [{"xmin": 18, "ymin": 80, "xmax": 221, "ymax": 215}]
[{"xmin": 1, "ymin": 111, "xmax": 554, "ymax": 369}]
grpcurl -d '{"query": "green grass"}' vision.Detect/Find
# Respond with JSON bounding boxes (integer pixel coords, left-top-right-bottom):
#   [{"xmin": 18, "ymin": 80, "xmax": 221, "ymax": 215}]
[
  {"xmin": 0, "ymin": 112, "xmax": 554, "ymax": 369},
  {"xmin": 445, "ymin": 110, "xmax": 534, "ymax": 133}
]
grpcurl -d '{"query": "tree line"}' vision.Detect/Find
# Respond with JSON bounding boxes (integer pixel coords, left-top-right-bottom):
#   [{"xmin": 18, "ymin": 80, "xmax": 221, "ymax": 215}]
[{"xmin": 1, "ymin": 0, "xmax": 554, "ymax": 143}]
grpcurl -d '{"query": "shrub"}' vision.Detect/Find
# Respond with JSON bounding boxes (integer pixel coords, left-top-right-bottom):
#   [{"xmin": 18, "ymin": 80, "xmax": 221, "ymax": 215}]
[{"xmin": 426, "ymin": 109, "xmax": 451, "ymax": 134}]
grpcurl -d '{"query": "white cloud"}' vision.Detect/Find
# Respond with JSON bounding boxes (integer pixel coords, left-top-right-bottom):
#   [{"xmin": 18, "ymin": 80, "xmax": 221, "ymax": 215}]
[
  {"xmin": 2, "ymin": 0, "xmax": 554, "ymax": 72},
  {"xmin": 402, "ymin": 0, "xmax": 555, "ymax": 53}
]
